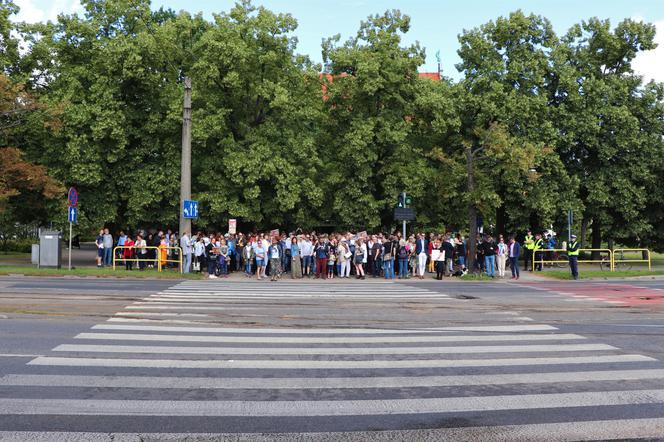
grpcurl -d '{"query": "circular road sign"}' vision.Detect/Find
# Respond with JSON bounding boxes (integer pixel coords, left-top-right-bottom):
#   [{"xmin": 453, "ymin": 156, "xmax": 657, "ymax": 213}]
[{"xmin": 68, "ymin": 187, "xmax": 78, "ymax": 207}]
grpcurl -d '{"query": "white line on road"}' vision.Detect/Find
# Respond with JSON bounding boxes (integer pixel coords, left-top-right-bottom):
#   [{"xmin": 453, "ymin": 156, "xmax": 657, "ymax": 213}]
[
  {"xmin": 73, "ymin": 332, "xmax": 585, "ymax": 344},
  {"xmin": 113, "ymin": 312, "xmax": 211, "ymax": 318},
  {"xmin": 27, "ymin": 354, "xmax": 653, "ymax": 369},
  {"xmin": 4, "ymin": 389, "xmax": 664, "ymax": 416},
  {"xmin": 90, "ymin": 324, "xmax": 558, "ymax": 334},
  {"xmin": 52, "ymin": 343, "xmax": 616, "ymax": 356},
  {"xmin": 4, "ymin": 368, "xmax": 664, "ymax": 389},
  {"xmin": 0, "ymin": 353, "xmax": 42, "ymax": 357},
  {"xmin": 8, "ymin": 419, "xmax": 664, "ymax": 442}
]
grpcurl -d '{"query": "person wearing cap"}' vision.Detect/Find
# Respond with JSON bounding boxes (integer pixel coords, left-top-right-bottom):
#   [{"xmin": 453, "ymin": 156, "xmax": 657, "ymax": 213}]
[
  {"xmin": 523, "ymin": 230, "xmax": 534, "ymax": 271},
  {"xmin": 533, "ymin": 233, "xmax": 544, "ymax": 271},
  {"xmin": 567, "ymin": 234, "xmax": 580, "ymax": 280}
]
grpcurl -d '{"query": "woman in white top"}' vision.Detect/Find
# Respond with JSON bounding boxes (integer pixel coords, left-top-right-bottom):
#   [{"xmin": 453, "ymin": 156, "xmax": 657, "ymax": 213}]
[
  {"xmin": 337, "ymin": 241, "xmax": 351, "ymax": 278},
  {"xmin": 135, "ymin": 235, "xmax": 148, "ymax": 271},
  {"xmin": 496, "ymin": 235, "xmax": 508, "ymax": 278}
]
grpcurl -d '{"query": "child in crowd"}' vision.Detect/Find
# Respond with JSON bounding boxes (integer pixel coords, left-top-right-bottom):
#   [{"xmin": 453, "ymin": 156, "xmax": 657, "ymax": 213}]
[{"xmin": 327, "ymin": 251, "xmax": 336, "ymax": 279}]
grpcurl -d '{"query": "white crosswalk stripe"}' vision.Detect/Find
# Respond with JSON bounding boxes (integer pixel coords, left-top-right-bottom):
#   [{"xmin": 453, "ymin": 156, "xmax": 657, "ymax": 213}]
[{"xmin": 2, "ymin": 280, "xmax": 664, "ymax": 440}]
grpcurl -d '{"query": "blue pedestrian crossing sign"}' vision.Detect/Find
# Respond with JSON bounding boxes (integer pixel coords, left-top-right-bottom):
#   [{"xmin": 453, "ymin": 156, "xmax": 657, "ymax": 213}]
[
  {"xmin": 68, "ymin": 207, "xmax": 77, "ymax": 223},
  {"xmin": 183, "ymin": 200, "xmax": 199, "ymax": 219}
]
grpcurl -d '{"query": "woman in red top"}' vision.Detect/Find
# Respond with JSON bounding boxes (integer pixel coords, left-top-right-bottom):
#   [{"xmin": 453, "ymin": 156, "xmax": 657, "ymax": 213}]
[{"xmin": 123, "ymin": 235, "xmax": 135, "ymax": 271}]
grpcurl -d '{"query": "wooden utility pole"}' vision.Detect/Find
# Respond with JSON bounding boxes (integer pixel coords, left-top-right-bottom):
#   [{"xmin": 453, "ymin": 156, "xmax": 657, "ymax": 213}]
[{"xmin": 179, "ymin": 77, "xmax": 192, "ymax": 237}]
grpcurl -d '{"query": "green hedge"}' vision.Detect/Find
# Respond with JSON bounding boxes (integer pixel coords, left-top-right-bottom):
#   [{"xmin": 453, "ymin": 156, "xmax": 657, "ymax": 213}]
[{"xmin": 0, "ymin": 239, "xmax": 35, "ymax": 253}]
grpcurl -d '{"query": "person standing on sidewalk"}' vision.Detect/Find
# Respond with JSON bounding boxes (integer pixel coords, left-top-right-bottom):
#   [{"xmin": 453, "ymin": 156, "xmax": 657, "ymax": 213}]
[
  {"xmin": 523, "ymin": 230, "xmax": 534, "ymax": 271},
  {"xmin": 180, "ymin": 231, "xmax": 192, "ymax": 273},
  {"xmin": 268, "ymin": 237, "xmax": 282, "ymax": 281},
  {"xmin": 567, "ymin": 234, "xmax": 580, "ymax": 280},
  {"xmin": 483, "ymin": 235, "xmax": 497, "ymax": 278},
  {"xmin": 102, "ymin": 228, "xmax": 113, "ymax": 267},
  {"xmin": 290, "ymin": 236, "xmax": 302, "ymax": 279},
  {"xmin": 509, "ymin": 236, "xmax": 520, "ymax": 280},
  {"xmin": 496, "ymin": 236, "xmax": 508, "ymax": 278},
  {"xmin": 533, "ymin": 233, "xmax": 544, "ymax": 271},
  {"xmin": 314, "ymin": 236, "xmax": 329, "ymax": 279}
]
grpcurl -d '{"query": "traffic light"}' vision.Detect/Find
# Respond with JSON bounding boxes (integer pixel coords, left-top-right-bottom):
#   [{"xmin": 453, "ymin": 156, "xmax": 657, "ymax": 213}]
[
  {"xmin": 397, "ymin": 194, "xmax": 405, "ymax": 208},
  {"xmin": 405, "ymin": 196, "xmax": 412, "ymax": 205}
]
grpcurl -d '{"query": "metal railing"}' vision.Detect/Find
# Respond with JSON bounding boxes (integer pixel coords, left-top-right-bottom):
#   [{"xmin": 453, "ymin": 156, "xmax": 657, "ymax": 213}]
[
  {"xmin": 613, "ymin": 248, "xmax": 651, "ymax": 271},
  {"xmin": 529, "ymin": 248, "xmax": 569, "ymax": 269},
  {"xmin": 532, "ymin": 248, "xmax": 613, "ymax": 271},
  {"xmin": 113, "ymin": 246, "xmax": 183, "ymax": 273}
]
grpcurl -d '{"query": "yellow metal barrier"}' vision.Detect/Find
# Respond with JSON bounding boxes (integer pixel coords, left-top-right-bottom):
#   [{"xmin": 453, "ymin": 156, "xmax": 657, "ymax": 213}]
[
  {"xmin": 532, "ymin": 248, "xmax": 613, "ymax": 271},
  {"xmin": 113, "ymin": 246, "xmax": 183, "ymax": 273},
  {"xmin": 612, "ymin": 248, "xmax": 652, "ymax": 271},
  {"xmin": 530, "ymin": 248, "xmax": 569, "ymax": 270}
]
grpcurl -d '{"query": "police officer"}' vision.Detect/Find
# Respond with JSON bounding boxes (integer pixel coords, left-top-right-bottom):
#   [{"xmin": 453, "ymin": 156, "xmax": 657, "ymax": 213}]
[
  {"xmin": 567, "ymin": 234, "xmax": 580, "ymax": 280},
  {"xmin": 523, "ymin": 230, "xmax": 534, "ymax": 271},
  {"xmin": 533, "ymin": 233, "xmax": 544, "ymax": 271}
]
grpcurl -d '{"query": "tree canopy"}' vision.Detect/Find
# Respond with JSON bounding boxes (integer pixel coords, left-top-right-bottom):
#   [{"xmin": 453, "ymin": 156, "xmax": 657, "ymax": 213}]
[{"xmin": 2, "ymin": 1, "xmax": 663, "ymax": 250}]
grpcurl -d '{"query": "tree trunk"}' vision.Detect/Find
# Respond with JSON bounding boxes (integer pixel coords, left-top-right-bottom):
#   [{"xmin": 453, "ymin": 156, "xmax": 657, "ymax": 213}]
[
  {"xmin": 466, "ymin": 146, "xmax": 477, "ymax": 273},
  {"xmin": 496, "ymin": 204, "xmax": 506, "ymax": 238},
  {"xmin": 591, "ymin": 220, "xmax": 602, "ymax": 260},
  {"xmin": 581, "ymin": 217, "xmax": 588, "ymax": 249}
]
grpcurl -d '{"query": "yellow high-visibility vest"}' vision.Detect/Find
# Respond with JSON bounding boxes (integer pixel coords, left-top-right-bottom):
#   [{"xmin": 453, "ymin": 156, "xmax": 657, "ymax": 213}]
[
  {"xmin": 525, "ymin": 235, "xmax": 534, "ymax": 250},
  {"xmin": 568, "ymin": 241, "xmax": 580, "ymax": 256}
]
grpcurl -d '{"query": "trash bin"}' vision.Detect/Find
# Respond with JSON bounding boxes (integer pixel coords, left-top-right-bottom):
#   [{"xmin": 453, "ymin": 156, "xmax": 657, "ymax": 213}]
[{"xmin": 39, "ymin": 231, "xmax": 62, "ymax": 268}]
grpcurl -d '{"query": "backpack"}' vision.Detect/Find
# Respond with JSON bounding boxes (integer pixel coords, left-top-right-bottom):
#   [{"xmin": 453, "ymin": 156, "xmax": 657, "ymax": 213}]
[{"xmin": 398, "ymin": 246, "xmax": 408, "ymax": 259}]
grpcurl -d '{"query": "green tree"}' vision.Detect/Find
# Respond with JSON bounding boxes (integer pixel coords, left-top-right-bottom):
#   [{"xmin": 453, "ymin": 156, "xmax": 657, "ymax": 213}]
[
  {"xmin": 320, "ymin": 10, "xmax": 430, "ymax": 230},
  {"xmin": 553, "ymin": 18, "xmax": 663, "ymax": 250},
  {"xmin": 191, "ymin": 1, "xmax": 324, "ymax": 230},
  {"xmin": 455, "ymin": 11, "xmax": 579, "ymax": 237}
]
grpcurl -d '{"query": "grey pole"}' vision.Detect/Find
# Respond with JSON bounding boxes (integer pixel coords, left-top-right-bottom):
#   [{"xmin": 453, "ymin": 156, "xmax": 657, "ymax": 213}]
[
  {"xmin": 179, "ymin": 77, "xmax": 192, "ymax": 237},
  {"xmin": 402, "ymin": 191, "xmax": 407, "ymax": 239},
  {"xmin": 68, "ymin": 221, "xmax": 72, "ymax": 271}
]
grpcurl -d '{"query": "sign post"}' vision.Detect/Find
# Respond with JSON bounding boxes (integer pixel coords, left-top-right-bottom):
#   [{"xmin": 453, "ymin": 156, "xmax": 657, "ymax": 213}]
[
  {"xmin": 67, "ymin": 187, "xmax": 78, "ymax": 271},
  {"xmin": 228, "ymin": 219, "xmax": 237, "ymax": 235}
]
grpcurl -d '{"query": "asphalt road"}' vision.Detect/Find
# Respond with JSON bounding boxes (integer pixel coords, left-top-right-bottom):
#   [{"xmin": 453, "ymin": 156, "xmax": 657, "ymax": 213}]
[{"xmin": 1, "ymin": 276, "xmax": 664, "ymax": 441}]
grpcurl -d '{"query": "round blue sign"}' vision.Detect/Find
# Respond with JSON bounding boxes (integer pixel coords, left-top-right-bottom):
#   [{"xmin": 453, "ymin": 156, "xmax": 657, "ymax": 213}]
[{"xmin": 68, "ymin": 187, "xmax": 78, "ymax": 207}]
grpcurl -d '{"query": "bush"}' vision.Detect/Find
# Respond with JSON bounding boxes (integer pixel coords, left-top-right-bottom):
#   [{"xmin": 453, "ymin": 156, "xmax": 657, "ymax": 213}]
[{"xmin": 0, "ymin": 239, "xmax": 35, "ymax": 253}]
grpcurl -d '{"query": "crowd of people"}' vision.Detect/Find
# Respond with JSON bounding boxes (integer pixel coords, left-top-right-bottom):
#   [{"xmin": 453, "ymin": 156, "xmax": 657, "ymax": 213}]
[{"xmin": 97, "ymin": 227, "xmax": 575, "ymax": 280}]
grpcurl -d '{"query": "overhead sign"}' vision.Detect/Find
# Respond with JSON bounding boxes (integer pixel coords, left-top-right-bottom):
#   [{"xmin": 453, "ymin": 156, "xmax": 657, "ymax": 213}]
[
  {"xmin": 68, "ymin": 207, "xmax": 77, "ymax": 223},
  {"xmin": 183, "ymin": 200, "xmax": 199, "ymax": 219},
  {"xmin": 228, "ymin": 219, "xmax": 237, "ymax": 235},
  {"xmin": 68, "ymin": 187, "xmax": 78, "ymax": 207},
  {"xmin": 394, "ymin": 207, "xmax": 416, "ymax": 221}
]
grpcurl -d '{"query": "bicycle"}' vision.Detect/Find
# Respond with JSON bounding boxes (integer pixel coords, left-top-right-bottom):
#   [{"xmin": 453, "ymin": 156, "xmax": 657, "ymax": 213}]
[{"xmin": 552, "ymin": 252, "xmax": 568, "ymax": 269}]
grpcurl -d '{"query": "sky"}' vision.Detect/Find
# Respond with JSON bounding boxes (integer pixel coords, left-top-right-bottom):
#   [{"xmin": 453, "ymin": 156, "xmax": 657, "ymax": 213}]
[{"xmin": 12, "ymin": 0, "xmax": 664, "ymax": 82}]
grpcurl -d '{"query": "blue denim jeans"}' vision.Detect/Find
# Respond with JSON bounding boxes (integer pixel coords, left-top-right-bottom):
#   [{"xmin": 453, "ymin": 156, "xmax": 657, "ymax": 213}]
[
  {"xmin": 302, "ymin": 256, "xmax": 311, "ymax": 274},
  {"xmin": 458, "ymin": 256, "xmax": 465, "ymax": 268},
  {"xmin": 103, "ymin": 247, "xmax": 112, "ymax": 266},
  {"xmin": 398, "ymin": 258, "xmax": 408, "ymax": 278},
  {"xmin": 485, "ymin": 255, "xmax": 496, "ymax": 277},
  {"xmin": 384, "ymin": 258, "xmax": 395, "ymax": 279},
  {"xmin": 183, "ymin": 253, "xmax": 191, "ymax": 273}
]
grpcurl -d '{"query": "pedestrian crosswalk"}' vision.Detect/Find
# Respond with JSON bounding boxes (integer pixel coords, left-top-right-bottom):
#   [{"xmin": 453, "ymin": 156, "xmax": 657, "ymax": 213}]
[{"xmin": 3, "ymin": 281, "xmax": 664, "ymax": 439}]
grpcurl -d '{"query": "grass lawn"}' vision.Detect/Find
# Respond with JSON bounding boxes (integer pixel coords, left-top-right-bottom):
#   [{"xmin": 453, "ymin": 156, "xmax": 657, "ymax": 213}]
[
  {"xmin": 541, "ymin": 269, "xmax": 664, "ymax": 280},
  {"xmin": 0, "ymin": 265, "xmax": 203, "ymax": 279},
  {"xmin": 0, "ymin": 252, "xmax": 31, "ymax": 259}
]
